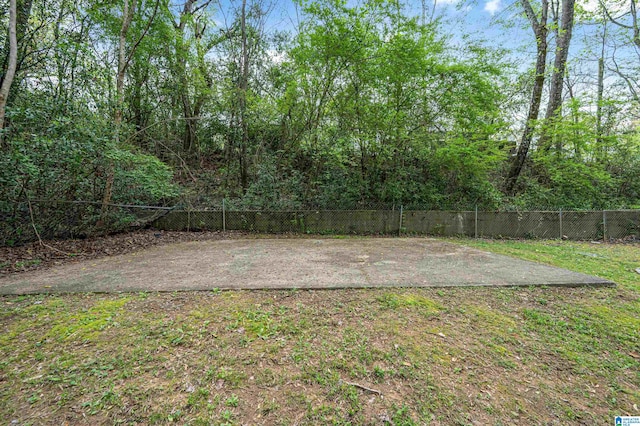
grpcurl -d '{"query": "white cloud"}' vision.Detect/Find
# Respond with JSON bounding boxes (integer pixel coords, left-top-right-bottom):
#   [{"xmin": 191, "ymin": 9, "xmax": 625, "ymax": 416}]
[
  {"xmin": 579, "ymin": 0, "xmax": 625, "ymax": 13},
  {"xmin": 580, "ymin": 0, "xmax": 599, "ymax": 12},
  {"xmin": 484, "ymin": 0, "xmax": 501, "ymax": 15}
]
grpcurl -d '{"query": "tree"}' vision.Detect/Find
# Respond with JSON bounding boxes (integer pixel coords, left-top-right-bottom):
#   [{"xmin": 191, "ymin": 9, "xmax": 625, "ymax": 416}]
[
  {"xmin": 539, "ymin": 0, "xmax": 576, "ymax": 152},
  {"xmin": 0, "ymin": 0, "xmax": 33, "ymax": 108},
  {"xmin": 216, "ymin": 0, "xmax": 271, "ymax": 192},
  {"xmin": 100, "ymin": 0, "xmax": 160, "ymax": 216},
  {"xmin": 0, "ymin": 0, "xmax": 17, "ymax": 138},
  {"xmin": 169, "ymin": 0, "xmax": 215, "ymax": 155},
  {"xmin": 601, "ymin": 0, "xmax": 639, "ymax": 49},
  {"xmin": 600, "ymin": 0, "xmax": 640, "ymax": 110},
  {"xmin": 505, "ymin": 0, "xmax": 549, "ymax": 193}
]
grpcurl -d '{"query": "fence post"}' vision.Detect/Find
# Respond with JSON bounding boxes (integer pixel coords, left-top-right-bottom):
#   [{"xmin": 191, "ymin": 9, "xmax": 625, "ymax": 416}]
[
  {"xmin": 474, "ymin": 205, "xmax": 478, "ymax": 239},
  {"xmin": 603, "ymin": 210, "xmax": 607, "ymax": 242},
  {"xmin": 222, "ymin": 198, "xmax": 226, "ymax": 232},
  {"xmin": 559, "ymin": 208, "xmax": 563, "ymax": 240},
  {"xmin": 398, "ymin": 205, "xmax": 403, "ymax": 236}
]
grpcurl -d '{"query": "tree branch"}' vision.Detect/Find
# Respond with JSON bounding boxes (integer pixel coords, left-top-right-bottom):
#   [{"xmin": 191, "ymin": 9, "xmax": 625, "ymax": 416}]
[
  {"xmin": 124, "ymin": 0, "xmax": 161, "ymax": 71},
  {"xmin": 599, "ymin": 0, "xmax": 633, "ymax": 29},
  {"xmin": 521, "ymin": 0, "xmax": 541, "ymax": 34}
]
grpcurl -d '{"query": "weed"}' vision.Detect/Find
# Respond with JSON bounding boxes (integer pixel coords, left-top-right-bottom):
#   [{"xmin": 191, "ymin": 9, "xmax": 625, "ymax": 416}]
[
  {"xmin": 261, "ymin": 398, "xmax": 280, "ymax": 414},
  {"xmin": 15, "ymin": 259, "xmax": 42, "ymax": 269},
  {"xmin": 226, "ymin": 394, "xmax": 239, "ymax": 407},
  {"xmin": 373, "ymin": 365, "xmax": 386, "ymax": 380}
]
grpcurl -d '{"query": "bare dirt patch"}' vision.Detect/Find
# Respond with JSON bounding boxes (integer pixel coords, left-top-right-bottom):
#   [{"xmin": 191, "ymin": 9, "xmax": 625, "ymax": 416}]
[{"xmin": 0, "ymin": 230, "xmax": 248, "ymax": 275}]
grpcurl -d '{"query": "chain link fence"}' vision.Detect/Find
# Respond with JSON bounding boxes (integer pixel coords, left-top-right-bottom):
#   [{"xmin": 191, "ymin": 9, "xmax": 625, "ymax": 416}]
[
  {"xmin": 0, "ymin": 200, "xmax": 172, "ymax": 247},
  {"xmin": 1, "ymin": 199, "xmax": 638, "ymax": 246},
  {"xmin": 154, "ymin": 201, "xmax": 640, "ymax": 241}
]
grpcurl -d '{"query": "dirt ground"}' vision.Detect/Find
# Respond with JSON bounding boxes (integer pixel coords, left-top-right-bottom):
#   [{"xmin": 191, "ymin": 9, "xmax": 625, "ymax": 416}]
[
  {"xmin": 0, "ymin": 230, "xmax": 246, "ymax": 274},
  {"xmin": 0, "ymin": 237, "xmax": 612, "ymax": 294}
]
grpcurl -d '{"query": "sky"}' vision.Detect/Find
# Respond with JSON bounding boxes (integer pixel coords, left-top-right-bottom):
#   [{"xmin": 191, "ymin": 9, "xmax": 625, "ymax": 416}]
[
  {"xmin": 240, "ymin": 0, "xmax": 539, "ymax": 56},
  {"xmin": 207, "ymin": 0, "xmax": 630, "ymax": 79}
]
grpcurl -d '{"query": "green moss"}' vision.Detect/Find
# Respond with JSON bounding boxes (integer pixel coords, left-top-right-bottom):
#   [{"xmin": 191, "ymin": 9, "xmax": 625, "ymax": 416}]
[
  {"xmin": 378, "ymin": 292, "xmax": 444, "ymax": 317},
  {"xmin": 467, "ymin": 305, "xmax": 516, "ymax": 329},
  {"xmin": 46, "ymin": 297, "xmax": 130, "ymax": 342}
]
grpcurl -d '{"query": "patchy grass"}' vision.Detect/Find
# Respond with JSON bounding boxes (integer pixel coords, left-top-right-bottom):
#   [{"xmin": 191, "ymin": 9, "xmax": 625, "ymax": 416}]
[
  {"xmin": 0, "ymin": 239, "xmax": 639, "ymax": 425},
  {"xmin": 459, "ymin": 239, "xmax": 639, "ymax": 291}
]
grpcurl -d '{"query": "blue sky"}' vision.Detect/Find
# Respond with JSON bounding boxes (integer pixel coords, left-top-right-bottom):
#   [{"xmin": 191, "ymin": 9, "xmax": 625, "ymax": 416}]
[
  {"xmin": 249, "ymin": 0, "xmax": 538, "ymax": 57},
  {"xmin": 209, "ymin": 0, "xmax": 624, "ymax": 77}
]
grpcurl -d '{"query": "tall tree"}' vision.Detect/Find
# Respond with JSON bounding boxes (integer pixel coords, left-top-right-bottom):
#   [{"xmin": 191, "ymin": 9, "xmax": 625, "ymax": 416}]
[
  {"xmin": 239, "ymin": 0, "xmax": 249, "ymax": 190},
  {"xmin": 505, "ymin": 0, "xmax": 549, "ymax": 193},
  {"xmin": 219, "ymin": 0, "xmax": 270, "ymax": 192},
  {"xmin": 0, "ymin": 0, "xmax": 17, "ymax": 139},
  {"xmin": 171, "ymin": 0, "xmax": 214, "ymax": 154},
  {"xmin": 539, "ymin": 0, "xmax": 576, "ymax": 152},
  {"xmin": 101, "ymin": 0, "xmax": 160, "ymax": 215},
  {"xmin": 596, "ymin": 18, "xmax": 607, "ymax": 153},
  {"xmin": 601, "ymin": 0, "xmax": 640, "ymax": 108},
  {"xmin": 0, "ymin": 0, "xmax": 33, "ymax": 102}
]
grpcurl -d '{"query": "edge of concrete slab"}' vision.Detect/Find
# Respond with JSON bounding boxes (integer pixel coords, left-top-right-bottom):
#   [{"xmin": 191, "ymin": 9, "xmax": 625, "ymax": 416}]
[
  {"xmin": 0, "ymin": 278, "xmax": 616, "ymax": 295},
  {"xmin": 0, "ymin": 237, "xmax": 617, "ymax": 295}
]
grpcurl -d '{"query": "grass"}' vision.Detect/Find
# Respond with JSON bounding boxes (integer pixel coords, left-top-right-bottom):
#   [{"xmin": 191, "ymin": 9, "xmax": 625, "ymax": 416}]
[{"xmin": 0, "ymin": 239, "xmax": 638, "ymax": 424}]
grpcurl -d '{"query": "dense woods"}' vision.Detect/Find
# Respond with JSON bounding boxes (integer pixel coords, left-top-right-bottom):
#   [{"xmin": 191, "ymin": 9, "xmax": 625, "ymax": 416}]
[{"xmin": 1, "ymin": 0, "xmax": 639, "ymax": 214}]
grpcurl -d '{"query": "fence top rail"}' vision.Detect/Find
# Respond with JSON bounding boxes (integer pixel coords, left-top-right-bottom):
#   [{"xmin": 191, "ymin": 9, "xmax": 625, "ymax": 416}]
[
  {"xmin": 477, "ymin": 209, "xmax": 638, "ymax": 213},
  {"xmin": 3, "ymin": 201, "xmax": 638, "ymax": 214},
  {"xmin": 180, "ymin": 209, "xmax": 400, "ymax": 213},
  {"xmin": 174, "ymin": 208, "xmax": 639, "ymax": 213}
]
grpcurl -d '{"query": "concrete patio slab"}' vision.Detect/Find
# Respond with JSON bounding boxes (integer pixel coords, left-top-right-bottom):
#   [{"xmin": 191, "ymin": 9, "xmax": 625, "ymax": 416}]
[{"xmin": 0, "ymin": 238, "xmax": 613, "ymax": 294}]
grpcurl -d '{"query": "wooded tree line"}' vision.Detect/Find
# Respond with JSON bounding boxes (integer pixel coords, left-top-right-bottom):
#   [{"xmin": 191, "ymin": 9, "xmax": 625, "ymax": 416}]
[{"xmin": 0, "ymin": 0, "xmax": 638, "ymax": 213}]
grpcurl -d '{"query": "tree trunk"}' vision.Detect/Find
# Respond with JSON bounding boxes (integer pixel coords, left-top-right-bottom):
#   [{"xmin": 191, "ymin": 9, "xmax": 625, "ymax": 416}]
[
  {"xmin": 539, "ymin": 0, "xmax": 575, "ymax": 153},
  {"xmin": 596, "ymin": 21, "xmax": 606, "ymax": 159},
  {"xmin": 130, "ymin": 60, "xmax": 150, "ymax": 147},
  {"xmin": 0, "ymin": 0, "xmax": 18, "ymax": 140},
  {"xmin": 174, "ymin": 0, "xmax": 198, "ymax": 155},
  {"xmin": 239, "ymin": 0, "xmax": 249, "ymax": 191},
  {"xmin": 634, "ymin": 0, "xmax": 639, "ymax": 48},
  {"xmin": 182, "ymin": 97, "xmax": 196, "ymax": 152},
  {"xmin": 0, "ymin": 0, "xmax": 32, "ymax": 87},
  {"xmin": 101, "ymin": 0, "xmax": 136, "ymax": 218},
  {"xmin": 505, "ymin": 0, "xmax": 548, "ymax": 193}
]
